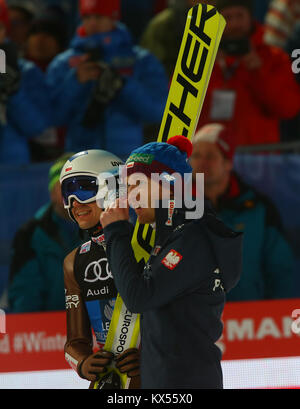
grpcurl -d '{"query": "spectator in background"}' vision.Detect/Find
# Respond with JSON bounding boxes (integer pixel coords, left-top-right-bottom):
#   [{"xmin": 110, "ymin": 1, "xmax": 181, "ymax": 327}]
[
  {"xmin": 46, "ymin": 0, "xmax": 168, "ymax": 160},
  {"xmin": 25, "ymin": 9, "xmax": 67, "ymax": 72},
  {"xmin": 8, "ymin": 153, "xmax": 82, "ymax": 313},
  {"xmin": 253, "ymin": 0, "xmax": 271, "ymax": 23},
  {"xmin": 0, "ymin": 0, "xmax": 53, "ymax": 165},
  {"xmin": 190, "ymin": 123, "xmax": 294, "ymax": 301},
  {"xmin": 121, "ymin": 0, "xmax": 155, "ymax": 43},
  {"xmin": 24, "ymin": 9, "xmax": 68, "ymax": 162},
  {"xmin": 140, "ymin": 0, "xmax": 270, "ymax": 80},
  {"xmin": 280, "ymin": 22, "xmax": 300, "ymax": 142},
  {"xmin": 265, "ymin": 4, "xmax": 300, "ymax": 143},
  {"xmin": 264, "ymin": 0, "xmax": 300, "ymax": 49},
  {"xmin": 7, "ymin": 0, "xmax": 36, "ymax": 56},
  {"xmin": 41, "ymin": 2, "xmax": 78, "ymax": 43},
  {"xmin": 140, "ymin": 0, "xmax": 214, "ymax": 79},
  {"xmin": 195, "ymin": 0, "xmax": 300, "ymax": 147}
]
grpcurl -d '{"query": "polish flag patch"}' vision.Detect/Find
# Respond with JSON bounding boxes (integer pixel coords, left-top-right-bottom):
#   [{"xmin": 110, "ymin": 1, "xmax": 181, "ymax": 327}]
[
  {"xmin": 161, "ymin": 250, "xmax": 183, "ymax": 270},
  {"xmin": 92, "ymin": 234, "xmax": 105, "ymax": 246}
]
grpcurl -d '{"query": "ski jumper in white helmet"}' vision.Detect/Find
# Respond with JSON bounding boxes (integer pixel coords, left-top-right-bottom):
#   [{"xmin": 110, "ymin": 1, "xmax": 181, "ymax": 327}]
[
  {"xmin": 60, "ymin": 149, "xmax": 123, "ymax": 222},
  {"xmin": 61, "ymin": 149, "xmax": 140, "ymax": 388}
]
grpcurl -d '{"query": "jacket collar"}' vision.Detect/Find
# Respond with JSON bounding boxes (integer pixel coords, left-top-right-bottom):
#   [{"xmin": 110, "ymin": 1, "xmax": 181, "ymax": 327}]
[
  {"xmin": 85, "ymin": 222, "xmax": 103, "ymax": 239},
  {"xmin": 216, "ymin": 173, "xmax": 255, "ymax": 211}
]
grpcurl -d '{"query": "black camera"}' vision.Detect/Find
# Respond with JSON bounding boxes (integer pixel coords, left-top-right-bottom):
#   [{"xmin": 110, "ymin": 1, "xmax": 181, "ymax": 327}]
[
  {"xmin": 220, "ymin": 37, "xmax": 251, "ymax": 56},
  {"xmin": 81, "ymin": 48, "xmax": 124, "ymax": 129}
]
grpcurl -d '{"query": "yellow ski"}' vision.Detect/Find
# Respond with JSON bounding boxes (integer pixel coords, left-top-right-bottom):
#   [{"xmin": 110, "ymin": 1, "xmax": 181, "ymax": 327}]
[{"xmin": 132, "ymin": 3, "xmax": 226, "ymax": 263}]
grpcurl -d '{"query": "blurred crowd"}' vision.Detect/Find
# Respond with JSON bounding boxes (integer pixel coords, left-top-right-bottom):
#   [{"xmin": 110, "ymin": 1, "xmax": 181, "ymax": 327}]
[{"xmin": 1, "ymin": 0, "xmax": 300, "ymax": 312}]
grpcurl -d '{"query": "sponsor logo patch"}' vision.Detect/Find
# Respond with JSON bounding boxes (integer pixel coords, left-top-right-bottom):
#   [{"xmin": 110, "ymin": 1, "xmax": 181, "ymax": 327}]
[
  {"xmin": 92, "ymin": 234, "xmax": 105, "ymax": 246},
  {"xmin": 65, "ymin": 294, "xmax": 80, "ymax": 309},
  {"xmin": 84, "ymin": 258, "xmax": 113, "ymax": 282},
  {"xmin": 126, "ymin": 153, "xmax": 154, "ymax": 165},
  {"xmin": 165, "ymin": 200, "xmax": 176, "ymax": 226},
  {"xmin": 80, "ymin": 241, "xmax": 91, "ymax": 254},
  {"xmin": 161, "ymin": 249, "xmax": 183, "ymax": 270}
]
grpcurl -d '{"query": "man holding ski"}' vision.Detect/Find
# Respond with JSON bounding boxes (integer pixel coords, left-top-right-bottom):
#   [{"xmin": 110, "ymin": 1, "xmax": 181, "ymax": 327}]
[{"xmin": 101, "ymin": 135, "xmax": 243, "ymax": 388}]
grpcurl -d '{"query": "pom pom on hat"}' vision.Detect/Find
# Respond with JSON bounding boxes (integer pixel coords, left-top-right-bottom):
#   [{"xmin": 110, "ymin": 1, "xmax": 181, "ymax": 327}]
[{"xmin": 167, "ymin": 135, "xmax": 193, "ymax": 158}]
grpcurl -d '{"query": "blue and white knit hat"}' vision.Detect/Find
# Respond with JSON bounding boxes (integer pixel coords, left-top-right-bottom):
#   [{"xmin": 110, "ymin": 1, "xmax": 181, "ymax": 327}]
[{"xmin": 125, "ymin": 135, "xmax": 193, "ymax": 181}]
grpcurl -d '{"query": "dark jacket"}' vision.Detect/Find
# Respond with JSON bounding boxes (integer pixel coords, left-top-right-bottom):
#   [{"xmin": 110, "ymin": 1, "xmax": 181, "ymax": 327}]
[
  {"xmin": 8, "ymin": 204, "xmax": 82, "ymax": 312},
  {"xmin": 216, "ymin": 174, "xmax": 294, "ymax": 301},
  {"xmin": 103, "ymin": 201, "xmax": 243, "ymax": 389}
]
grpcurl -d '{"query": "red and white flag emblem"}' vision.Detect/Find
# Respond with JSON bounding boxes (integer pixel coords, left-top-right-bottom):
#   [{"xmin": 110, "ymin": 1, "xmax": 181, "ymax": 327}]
[{"xmin": 161, "ymin": 249, "xmax": 183, "ymax": 270}]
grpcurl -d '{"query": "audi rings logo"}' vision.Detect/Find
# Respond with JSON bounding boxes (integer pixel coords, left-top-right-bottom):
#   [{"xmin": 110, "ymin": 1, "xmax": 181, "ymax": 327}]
[{"xmin": 84, "ymin": 258, "xmax": 113, "ymax": 283}]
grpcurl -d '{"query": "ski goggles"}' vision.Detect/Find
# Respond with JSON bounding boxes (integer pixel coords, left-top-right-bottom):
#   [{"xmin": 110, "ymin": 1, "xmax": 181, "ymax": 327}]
[
  {"xmin": 61, "ymin": 175, "xmax": 99, "ymax": 208},
  {"xmin": 61, "ymin": 174, "xmax": 120, "ymax": 209}
]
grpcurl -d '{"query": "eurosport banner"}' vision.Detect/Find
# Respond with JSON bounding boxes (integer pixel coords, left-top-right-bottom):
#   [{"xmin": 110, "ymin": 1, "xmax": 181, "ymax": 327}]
[{"xmin": 0, "ymin": 299, "xmax": 300, "ymax": 374}]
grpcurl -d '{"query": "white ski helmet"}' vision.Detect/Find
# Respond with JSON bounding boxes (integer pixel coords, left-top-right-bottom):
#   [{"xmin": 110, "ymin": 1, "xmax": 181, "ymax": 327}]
[{"xmin": 60, "ymin": 150, "xmax": 123, "ymax": 222}]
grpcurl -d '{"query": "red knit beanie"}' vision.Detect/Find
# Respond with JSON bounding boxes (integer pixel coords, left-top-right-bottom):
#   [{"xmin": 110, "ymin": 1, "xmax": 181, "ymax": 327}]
[
  {"xmin": 0, "ymin": 0, "xmax": 10, "ymax": 34},
  {"xmin": 79, "ymin": 0, "xmax": 120, "ymax": 20}
]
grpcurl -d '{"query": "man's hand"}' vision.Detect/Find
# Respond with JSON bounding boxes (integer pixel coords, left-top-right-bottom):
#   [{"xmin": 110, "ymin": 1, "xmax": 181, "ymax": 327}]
[
  {"xmin": 115, "ymin": 348, "xmax": 140, "ymax": 378},
  {"xmin": 76, "ymin": 55, "xmax": 101, "ymax": 83},
  {"xmin": 100, "ymin": 198, "xmax": 130, "ymax": 228},
  {"xmin": 79, "ymin": 350, "xmax": 114, "ymax": 381}
]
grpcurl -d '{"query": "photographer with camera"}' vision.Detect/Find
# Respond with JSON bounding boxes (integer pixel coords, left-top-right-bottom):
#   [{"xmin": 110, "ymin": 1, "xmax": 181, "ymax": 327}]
[
  {"xmin": 0, "ymin": 0, "xmax": 53, "ymax": 164},
  {"xmin": 46, "ymin": 0, "xmax": 169, "ymax": 159},
  {"xmin": 196, "ymin": 0, "xmax": 300, "ymax": 147}
]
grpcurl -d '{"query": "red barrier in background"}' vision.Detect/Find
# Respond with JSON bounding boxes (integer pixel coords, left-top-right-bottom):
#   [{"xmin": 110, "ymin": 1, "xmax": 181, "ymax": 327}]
[
  {"xmin": 0, "ymin": 311, "xmax": 68, "ymax": 373},
  {"xmin": 0, "ymin": 299, "xmax": 300, "ymax": 373},
  {"xmin": 219, "ymin": 298, "xmax": 300, "ymax": 360}
]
